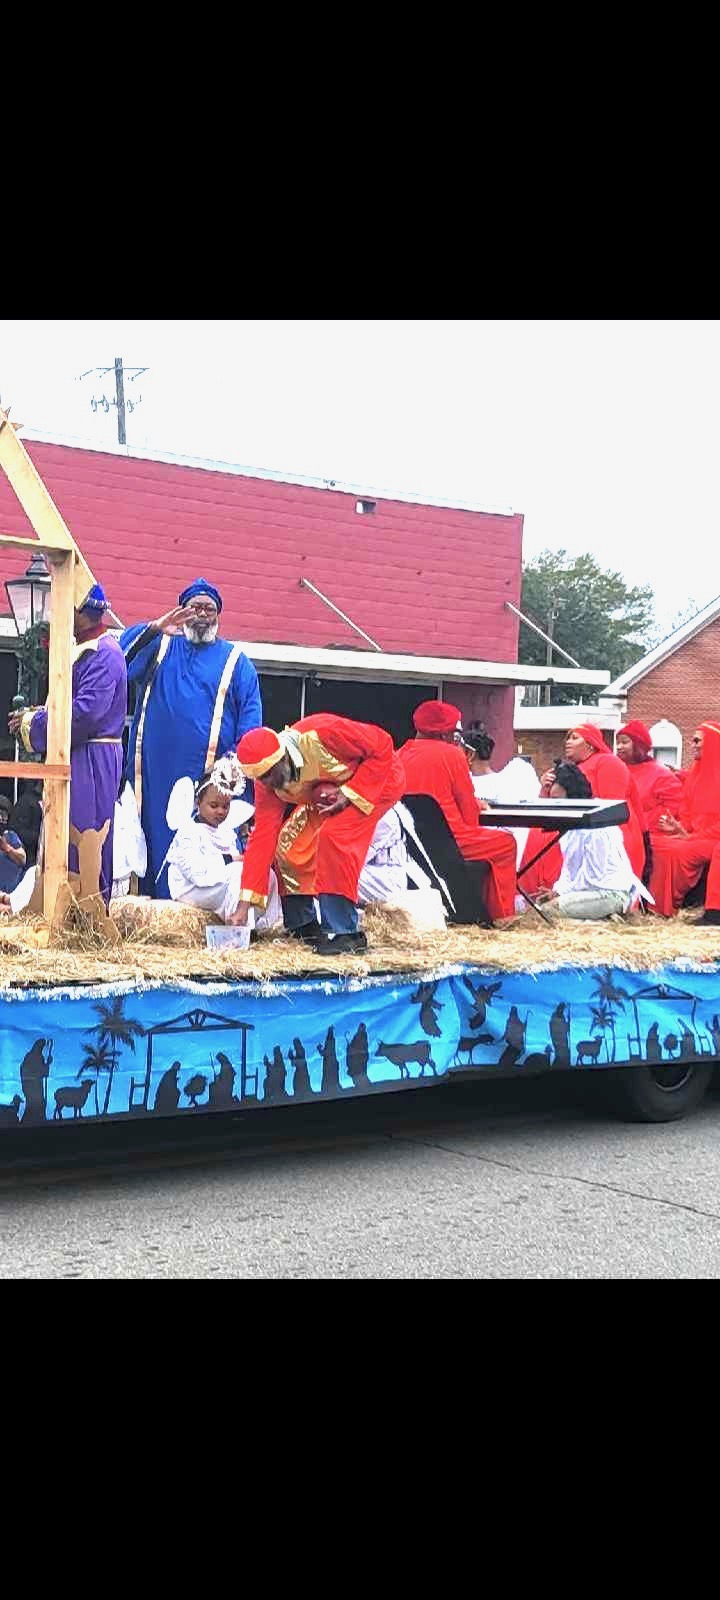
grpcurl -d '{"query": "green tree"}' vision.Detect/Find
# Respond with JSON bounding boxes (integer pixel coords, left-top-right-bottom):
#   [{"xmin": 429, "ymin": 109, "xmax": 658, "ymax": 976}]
[{"xmin": 519, "ymin": 551, "xmax": 655, "ymax": 704}]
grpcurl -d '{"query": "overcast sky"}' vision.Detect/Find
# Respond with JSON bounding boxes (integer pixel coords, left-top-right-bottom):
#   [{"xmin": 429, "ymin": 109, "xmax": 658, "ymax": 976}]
[{"xmin": 0, "ymin": 319, "xmax": 715, "ymax": 636}]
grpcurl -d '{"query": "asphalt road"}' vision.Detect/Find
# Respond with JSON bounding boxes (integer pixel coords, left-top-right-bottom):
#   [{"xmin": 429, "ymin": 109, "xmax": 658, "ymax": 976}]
[{"xmin": 3, "ymin": 1078, "xmax": 720, "ymax": 1277}]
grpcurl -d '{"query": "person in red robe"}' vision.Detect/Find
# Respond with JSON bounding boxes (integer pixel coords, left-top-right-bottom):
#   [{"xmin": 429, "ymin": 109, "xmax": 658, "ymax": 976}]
[
  {"xmin": 648, "ymin": 721, "xmax": 720, "ymax": 922},
  {"xmin": 519, "ymin": 722, "xmax": 647, "ymax": 897},
  {"xmin": 234, "ymin": 714, "xmax": 405, "ymax": 954},
  {"xmin": 615, "ymin": 719, "xmax": 685, "ymax": 830},
  {"xmin": 398, "ymin": 700, "xmax": 517, "ymax": 921}
]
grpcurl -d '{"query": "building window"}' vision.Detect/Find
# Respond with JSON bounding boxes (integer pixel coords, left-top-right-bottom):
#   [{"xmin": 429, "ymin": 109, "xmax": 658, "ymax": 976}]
[
  {"xmin": 649, "ymin": 718, "xmax": 682, "ymax": 766},
  {"xmin": 355, "ymin": 499, "xmax": 377, "ymax": 515}
]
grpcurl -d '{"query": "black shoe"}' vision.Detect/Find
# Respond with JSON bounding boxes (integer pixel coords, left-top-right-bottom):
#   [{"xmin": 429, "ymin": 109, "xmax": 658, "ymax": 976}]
[
  {"xmin": 697, "ymin": 910, "xmax": 720, "ymax": 926},
  {"xmin": 287, "ymin": 921, "xmax": 322, "ymax": 945},
  {"xmin": 315, "ymin": 930, "xmax": 368, "ymax": 955}
]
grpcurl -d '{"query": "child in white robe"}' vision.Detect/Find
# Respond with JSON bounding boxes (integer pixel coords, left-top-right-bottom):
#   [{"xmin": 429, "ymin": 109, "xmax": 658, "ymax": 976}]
[
  {"xmin": 167, "ymin": 763, "xmax": 282, "ymax": 930},
  {"xmin": 358, "ymin": 807, "xmax": 408, "ymax": 903}
]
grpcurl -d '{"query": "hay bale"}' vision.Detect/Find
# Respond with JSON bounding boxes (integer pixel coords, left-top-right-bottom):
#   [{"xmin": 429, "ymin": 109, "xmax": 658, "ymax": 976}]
[
  {"xmin": 108, "ymin": 895, "xmax": 217, "ymax": 945},
  {"xmin": 362, "ymin": 890, "xmax": 447, "ymax": 940}
]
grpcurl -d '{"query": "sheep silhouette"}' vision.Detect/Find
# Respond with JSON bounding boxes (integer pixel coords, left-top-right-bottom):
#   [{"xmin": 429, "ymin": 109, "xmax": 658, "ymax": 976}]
[
  {"xmin": 453, "ymin": 1034, "xmax": 493, "ymax": 1067},
  {"xmin": 576, "ymin": 1037, "xmax": 603, "ymax": 1066},
  {"xmin": 0, "ymin": 1095, "xmax": 22, "ymax": 1126},
  {"xmin": 53, "ymin": 1079, "xmax": 94, "ymax": 1121}
]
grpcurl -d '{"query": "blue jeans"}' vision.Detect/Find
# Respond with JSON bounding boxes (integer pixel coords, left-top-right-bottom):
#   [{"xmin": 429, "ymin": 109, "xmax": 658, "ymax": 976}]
[{"xmin": 282, "ymin": 893, "xmax": 358, "ymax": 934}]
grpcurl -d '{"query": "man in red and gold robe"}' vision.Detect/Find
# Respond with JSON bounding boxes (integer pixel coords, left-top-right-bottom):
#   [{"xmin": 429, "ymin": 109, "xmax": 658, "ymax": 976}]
[
  {"xmin": 235, "ymin": 714, "xmax": 405, "ymax": 954},
  {"xmin": 398, "ymin": 701, "xmax": 517, "ymax": 921}
]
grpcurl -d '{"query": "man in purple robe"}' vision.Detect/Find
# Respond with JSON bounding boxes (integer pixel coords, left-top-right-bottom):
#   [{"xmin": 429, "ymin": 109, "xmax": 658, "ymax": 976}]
[{"xmin": 7, "ymin": 583, "xmax": 127, "ymax": 905}]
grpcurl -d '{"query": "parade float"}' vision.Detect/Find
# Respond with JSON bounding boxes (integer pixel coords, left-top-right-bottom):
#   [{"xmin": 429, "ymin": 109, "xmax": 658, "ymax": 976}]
[{"xmin": 1, "ymin": 402, "xmax": 719, "ymax": 1133}]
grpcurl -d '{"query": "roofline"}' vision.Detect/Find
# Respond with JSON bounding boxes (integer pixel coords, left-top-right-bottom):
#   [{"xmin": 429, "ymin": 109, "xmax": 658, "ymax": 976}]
[
  {"xmin": 604, "ymin": 594, "xmax": 720, "ymax": 694},
  {"xmin": 229, "ymin": 640, "xmax": 610, "ymax": 687},
  {"xmin": 21, "ymin": 427, "xmax": 518, "ymax": 520}
]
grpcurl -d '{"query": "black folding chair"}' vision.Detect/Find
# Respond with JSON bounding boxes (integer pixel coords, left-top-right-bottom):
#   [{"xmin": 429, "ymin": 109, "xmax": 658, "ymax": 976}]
[{"xmin": 400, "ymin": 793, "xmax": 492, "ymax": 926}]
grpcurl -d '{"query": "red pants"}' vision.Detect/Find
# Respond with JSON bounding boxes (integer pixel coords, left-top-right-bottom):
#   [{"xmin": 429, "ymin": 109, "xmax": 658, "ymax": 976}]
[
  {"xmin": 460, "ymin": 826, "xmax": 518, "ymax": 921},
  {"xmin": 648, "ymin": 832, "xmax": 720, "ymax": 916}
]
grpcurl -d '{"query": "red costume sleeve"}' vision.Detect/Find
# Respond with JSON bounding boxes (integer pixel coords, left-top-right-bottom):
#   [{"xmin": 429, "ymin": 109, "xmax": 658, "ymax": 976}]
[
  {"xmin": 238, "ymin": 784, "xmax": 287, "ymax": 907},
  {"xmin": 590, "ymin": 752, "xmax": 630, "ymax": 798},
  {"xmin": 302, "ymin": 714, "xmax": 395, "ymax": 814},
  {"xmin": 654, "ymin": 767, "xmax": 685, "ymax": 817},
  {"xmin": 448, "ymin": 745, "xmax": 484, "ymax": 827}
]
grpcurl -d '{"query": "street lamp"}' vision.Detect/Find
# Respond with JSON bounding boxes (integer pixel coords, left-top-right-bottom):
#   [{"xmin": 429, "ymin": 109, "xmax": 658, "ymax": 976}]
[{"xmin": 4, "ymin": 550, "xmax": 52, "ymax": 637}]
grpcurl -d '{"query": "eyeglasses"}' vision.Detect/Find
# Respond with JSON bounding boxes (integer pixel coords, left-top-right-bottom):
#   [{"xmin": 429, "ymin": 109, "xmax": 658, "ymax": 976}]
[{"xmin": 191, "ymin": 604, "xmax": 218, "ymax": 618}]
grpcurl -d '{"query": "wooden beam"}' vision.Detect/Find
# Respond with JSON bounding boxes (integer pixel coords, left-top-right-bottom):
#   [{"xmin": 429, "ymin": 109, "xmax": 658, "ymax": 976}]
[
  {"xmin": 42, "ymin": 551, "xmax": 74, "ymax": 922},
  {"xmin": 0, "ymin": 761, "xmax": 70, "ymax": 779},
  {"xmin": 0, "ymin": 534, "xmax": 69, "ymax": 552},
  {"xmin": 0, "ymin": 406, "xmax": 95, "ymax": 607}
]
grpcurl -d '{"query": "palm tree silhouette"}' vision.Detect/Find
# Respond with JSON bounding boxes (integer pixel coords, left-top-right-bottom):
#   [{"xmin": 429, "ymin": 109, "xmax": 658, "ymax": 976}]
[
  {"xmin": 663, "ymin": 1032, "xmax": 679, "ymax": 1059},
  {"xmin": 590, "ymin": 969, "xmax": 630, "ymax": 1062},
  {"xmin": 589, "ymin": 1003, "xmax": 614, "ymax": 1063},
  {"xmin": 87, "ymin": 996, "xmax": 145, "ymax": 1116},
  {"xmin": 77, "ymin": 1040, "xmax": 114, "ymax": 1119}
]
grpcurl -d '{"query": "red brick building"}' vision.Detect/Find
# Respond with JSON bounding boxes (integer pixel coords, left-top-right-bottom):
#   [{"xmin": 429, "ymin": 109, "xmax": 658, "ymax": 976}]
[
  {"xmin": 0, "ymin": 434, "xmax": 608, "ymax": 771},
  {"xmin": 599, "ymin": 596, "xmax": 720, "ymax": 766}
]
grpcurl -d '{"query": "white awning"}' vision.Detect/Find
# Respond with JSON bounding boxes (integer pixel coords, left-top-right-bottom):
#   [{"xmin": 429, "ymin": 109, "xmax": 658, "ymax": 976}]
[{"xmin": 236, "ymin": 639, "xmax": 610, "ymax": 689}]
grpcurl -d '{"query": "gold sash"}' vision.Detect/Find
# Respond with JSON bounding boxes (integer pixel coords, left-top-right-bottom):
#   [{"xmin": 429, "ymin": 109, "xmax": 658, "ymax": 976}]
[
  {"xmin": 133, "ymin": 635, "xmax": 171, "ymax": 813},
  {"xmin": 203, "ymin": 642, "xmax": 245, "ymax": 772}
]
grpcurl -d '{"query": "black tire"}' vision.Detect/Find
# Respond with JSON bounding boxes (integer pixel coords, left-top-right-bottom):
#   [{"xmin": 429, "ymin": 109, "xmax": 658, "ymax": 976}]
[{"xmin": 604, "ymin": 1060, "xmax": 714, "ymax": 1123}]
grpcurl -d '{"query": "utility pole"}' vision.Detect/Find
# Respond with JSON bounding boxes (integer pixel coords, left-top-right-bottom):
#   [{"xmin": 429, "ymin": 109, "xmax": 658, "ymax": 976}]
[
  {"xmin": 78, "ymin": 359, "xmax": 147, "ymax": 445},
  {"xmin": 544, "ymin": 604, "xmax": 557, "ymax": 706},
  {"xmin": 114, "ymin": 357, "xmax": 126, "ymax": 446}
]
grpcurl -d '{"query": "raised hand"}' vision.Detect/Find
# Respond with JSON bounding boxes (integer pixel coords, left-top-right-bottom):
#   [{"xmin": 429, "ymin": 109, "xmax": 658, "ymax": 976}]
[{"xmin": 151, "ymin": 605, "xmax": 197, "ymax": 636}]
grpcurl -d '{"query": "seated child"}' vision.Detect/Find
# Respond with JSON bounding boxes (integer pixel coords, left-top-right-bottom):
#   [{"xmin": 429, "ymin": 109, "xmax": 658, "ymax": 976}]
[
  {"xmin": 358, "ymin": 806, "xmax": 408, "ymax": 904},
  {"xmin": 167, "ymin": 757, "xmax": 282, "ymax": 930},
  {"xmin": 0, "ymin": 794, "xmax": 27, "ymax": 896},
  {"xmin": 540, "ymin": 761, "xmax": 649, "ymax": 921}
]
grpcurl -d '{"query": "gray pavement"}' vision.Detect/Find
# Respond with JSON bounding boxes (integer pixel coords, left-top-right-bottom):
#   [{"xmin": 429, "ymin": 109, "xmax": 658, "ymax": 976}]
[{"xmin": 3, "ymin": 1089, "xmax": 720, "ymax": 1277}]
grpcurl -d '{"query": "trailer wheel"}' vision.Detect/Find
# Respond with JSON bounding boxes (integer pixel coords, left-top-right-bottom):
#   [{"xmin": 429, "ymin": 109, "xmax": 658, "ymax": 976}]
[{"xmin": 606, "ymin": 1060, "xmax": 714, "ymax": 1123}]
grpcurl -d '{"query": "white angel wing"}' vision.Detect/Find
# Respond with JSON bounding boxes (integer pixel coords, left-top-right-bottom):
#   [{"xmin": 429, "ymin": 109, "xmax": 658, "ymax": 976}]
[{"xmin": 166, "ymin": 776, "xmax": 196, "ymax": 830}]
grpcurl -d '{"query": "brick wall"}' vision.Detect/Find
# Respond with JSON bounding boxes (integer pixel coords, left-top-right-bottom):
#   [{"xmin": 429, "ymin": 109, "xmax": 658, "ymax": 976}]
[
  {"xmin": 627, "ymin": 616, "xmax": 720, "ymax": 765},
  {"xmin": 514, "ymin": 727, "xmax": 614, "ymax": 780},
  {"xmin": 451, "ymin": 684, "xmax": 516, "ymax": 766}
]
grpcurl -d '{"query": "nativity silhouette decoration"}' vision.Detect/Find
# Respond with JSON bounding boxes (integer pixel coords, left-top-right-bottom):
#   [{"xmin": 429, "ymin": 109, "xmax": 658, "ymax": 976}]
[{"xmin": 3, "ymin": 967, "xmax": 720, "ymax": 1128}]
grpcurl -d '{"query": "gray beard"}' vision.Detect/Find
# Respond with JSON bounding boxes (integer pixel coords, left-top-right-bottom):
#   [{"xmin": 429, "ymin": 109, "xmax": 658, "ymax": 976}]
[{"xmin": 183, "ymin": 622, "xmax": 219, "ymax": 645}]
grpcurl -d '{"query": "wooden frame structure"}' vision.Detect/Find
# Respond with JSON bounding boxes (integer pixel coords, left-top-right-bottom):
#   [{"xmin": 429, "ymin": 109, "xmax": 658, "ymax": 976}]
[{"xmin": 0, "ymin": 403, "xmax": 101, "ymax": 926}]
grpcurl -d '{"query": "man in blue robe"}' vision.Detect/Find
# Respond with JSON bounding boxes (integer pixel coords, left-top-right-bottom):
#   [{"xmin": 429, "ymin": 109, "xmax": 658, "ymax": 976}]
[
  {"xmin": 121, "ymin": 578, "xmax": 262, "ymax": 896},
  {"xmin": 7, "ymin": 583, "xmax": 127, "ymax": 905}
]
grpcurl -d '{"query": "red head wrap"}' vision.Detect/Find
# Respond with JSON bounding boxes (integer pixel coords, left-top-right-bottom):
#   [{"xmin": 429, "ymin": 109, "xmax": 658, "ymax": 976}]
[
  {"xmin": 237, "ymin": 726, "xmax": 284, "ymax": 778},
  {"xmin": 618, "ymin": 720, "xmax": 653, "ymax": 754},
  {"xmin": 684, "ymin": 721, "xmax": 720, "ymax": 821},
  {"xmin": 571, "ymin": 723, "xmax": 608, "ymax": 755},
  {"xmin": 413, "ymin": 700, "xmax": 462, "ymax": 735}
]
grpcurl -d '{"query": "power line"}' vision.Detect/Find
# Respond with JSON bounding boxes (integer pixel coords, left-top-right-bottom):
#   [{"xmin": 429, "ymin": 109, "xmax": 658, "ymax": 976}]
[{"xmin": 77, "ymin": 357, "xmax": 148, "ymax": 445}]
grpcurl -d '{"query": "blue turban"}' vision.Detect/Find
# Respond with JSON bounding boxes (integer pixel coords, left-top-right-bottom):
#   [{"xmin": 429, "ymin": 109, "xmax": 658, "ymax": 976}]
[
  {"xmin": 79, "ymin": 583, "xmax": 109, "ymax": 614},
  {"xmin": 178, "ymin": 578, "xmax": 223, "ymax": 613}
]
